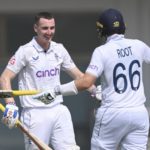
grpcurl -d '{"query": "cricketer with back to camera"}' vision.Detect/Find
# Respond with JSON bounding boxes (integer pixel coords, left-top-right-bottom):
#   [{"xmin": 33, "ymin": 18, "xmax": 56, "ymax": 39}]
[
  {"xmin": 0, "ymin": 11, "xmax": 101, "ymax": 150},
  {"xmin": 34, "ymin": 8, "xmax": 150, "ymax": 150}
]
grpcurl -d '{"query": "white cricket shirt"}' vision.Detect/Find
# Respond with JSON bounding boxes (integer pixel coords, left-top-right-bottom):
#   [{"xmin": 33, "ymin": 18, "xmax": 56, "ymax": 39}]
[
  {"xmin": 7, "ymin": 37, "xmax": 76, "ymax": 108},
  {"xmin": 86, "ymin": 34, "xmax": 150, "ymax": 108}
]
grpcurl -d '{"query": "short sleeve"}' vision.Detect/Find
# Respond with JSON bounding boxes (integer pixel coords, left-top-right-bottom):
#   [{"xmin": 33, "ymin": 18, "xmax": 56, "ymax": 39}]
[
  {"xmin": 143, "ymin": 42, "xmax": 150, "ymax": 64},
  {"xmin": 60, "ymin": 45, "xmax": 76, "ymax": 70},
  {"xmin": 7, "ymin": 46, "xmax": 27, "ymax": 74},
  {"xmin": 86, "ymin": 47, "xmax": 104, "ymax": 77}
]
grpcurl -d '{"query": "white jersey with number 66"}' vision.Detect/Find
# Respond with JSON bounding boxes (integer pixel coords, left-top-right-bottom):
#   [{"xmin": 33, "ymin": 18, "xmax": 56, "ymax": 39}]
[{"xmin": 86, "ymin": 34, "xmax": 150, "ymax": 108}]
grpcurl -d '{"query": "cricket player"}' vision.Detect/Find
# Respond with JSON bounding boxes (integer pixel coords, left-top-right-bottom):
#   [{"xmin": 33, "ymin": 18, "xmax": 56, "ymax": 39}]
[
  {"xmin": 34, "ymin": 9, "xmax": 150, "ymax": 150},
  {"xmin": 0, "ymin": 12, "xmax": 100, "ymax": 150}
]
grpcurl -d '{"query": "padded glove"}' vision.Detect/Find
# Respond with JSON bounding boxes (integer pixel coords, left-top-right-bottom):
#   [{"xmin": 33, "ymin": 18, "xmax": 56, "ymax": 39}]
[
  {"xmin": 2, "ymin": 103, "xmax": 19, "ymax": 129},
  {"xmin": 91, "ymin": 85, "xmax": 102, "ymax": 101},
  {"xmin": 33, "ymin": 89, "xmax": 56, "ymax": 104}
]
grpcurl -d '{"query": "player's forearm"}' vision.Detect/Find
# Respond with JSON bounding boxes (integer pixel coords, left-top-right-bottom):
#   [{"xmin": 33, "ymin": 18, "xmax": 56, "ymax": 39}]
[
  {"xmin": 71, "ymin": 70, "xmax": 96, "ymax": 92},
  {"xmin": 67, "ymin": 67, "xmax": 84, "ymax": 80},
  {"xmin": 0, "ymin": 76, "xmax": 11, "ymax": 89},
  {"xmin": 55, "ymin": 72, "xmax": 94, "ymax": 96},
  {"xmin": 0, "ymin": 75, "xmax": 15, "ymax": 104}
]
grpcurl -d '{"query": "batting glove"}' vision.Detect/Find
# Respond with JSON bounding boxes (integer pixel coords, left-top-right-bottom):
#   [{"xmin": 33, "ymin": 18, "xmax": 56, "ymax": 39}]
[
  {"xmin": 2, "ymin": 103, "xmax": 19, "ymax": 129},
  {"xmin": 91, "ymin": 85, "xmax": 102, "ymax": 101},
  {"xmin": 33, "ymin": 89, "xmax": 56, "ymax": 104}
]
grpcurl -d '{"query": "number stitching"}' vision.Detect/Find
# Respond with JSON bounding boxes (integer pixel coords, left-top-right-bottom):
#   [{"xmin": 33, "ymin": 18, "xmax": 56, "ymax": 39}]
[{"xmin": 113, "ymin": 60, "xmax": 141, "ymax": 94}]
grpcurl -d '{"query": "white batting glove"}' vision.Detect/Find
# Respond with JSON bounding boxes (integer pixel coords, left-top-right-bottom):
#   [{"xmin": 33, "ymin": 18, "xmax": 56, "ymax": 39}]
[
  {"xmin": 33, "ymin": 89, "xmax": 56, "ymax": 104},
  {"xmin": 2, "ymin": 103, "xmax": 19, "ymax": 129},
  {"xmin": 91, "ymin": 85, "xmax": 102, "ymax": 101}
]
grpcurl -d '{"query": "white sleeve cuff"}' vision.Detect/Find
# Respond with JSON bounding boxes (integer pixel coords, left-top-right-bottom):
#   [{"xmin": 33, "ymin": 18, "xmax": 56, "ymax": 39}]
[{"xmin": 58, "ymin": 81, "xmax": 78, "ymax": 96}]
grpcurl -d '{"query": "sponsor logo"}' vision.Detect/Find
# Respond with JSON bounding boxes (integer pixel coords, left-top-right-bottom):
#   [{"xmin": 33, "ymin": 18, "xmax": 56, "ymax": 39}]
[
  {"xmin": 8, "ymin": 56, "xmax": 16, "ymax": 65},
  {"xmin": 36, "ymin": 67, "xmax": 60, "ymax": 77},
  {"xmin": 32, "ymin": 56, "xmax": 39, "ymax": 61},
  {"xmin": 88, "ymin": 65, "xmax": 98, "ymax": 71}
]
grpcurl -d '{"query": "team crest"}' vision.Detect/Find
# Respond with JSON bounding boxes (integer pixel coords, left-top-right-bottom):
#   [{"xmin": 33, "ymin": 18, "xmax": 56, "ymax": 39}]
[{"xmin": 8, "ymin": 56, "xmax": 16, "ymax": 65}]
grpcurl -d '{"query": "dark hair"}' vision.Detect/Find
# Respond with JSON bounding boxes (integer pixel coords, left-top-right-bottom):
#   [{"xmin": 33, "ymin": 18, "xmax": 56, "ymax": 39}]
[{"xmin": 34, "ymin": 12, "xmax": 54, "ymax": 24}]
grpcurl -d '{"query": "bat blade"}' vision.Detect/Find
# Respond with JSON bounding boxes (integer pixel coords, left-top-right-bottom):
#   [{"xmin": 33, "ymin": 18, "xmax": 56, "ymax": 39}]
[
  {"xmin": 0, "ymin": 90, "xmax": 40, "ymax": 98},
  {"xmin": 0, "ymin": 103, "xmax": 52, "ymax": 150}
]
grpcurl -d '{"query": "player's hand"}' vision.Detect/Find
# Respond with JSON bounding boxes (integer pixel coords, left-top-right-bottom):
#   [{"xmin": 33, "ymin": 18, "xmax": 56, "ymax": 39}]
[
  {"xmin": 91, "ymin": 85, "xmax": 102, "ymax": 101},
  {"xmin": 33, "ymin": 89, "xmax": 56, "ymax": 104},
  {"xmin": 2, "ymin": 103, "xmax": 19, "ymax": 129}
]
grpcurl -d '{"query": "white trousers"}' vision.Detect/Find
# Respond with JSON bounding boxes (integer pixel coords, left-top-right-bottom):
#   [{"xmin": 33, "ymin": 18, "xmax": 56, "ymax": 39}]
[
  {"xmin": 20, "ymin": 104, "xmax": 78, "ymax": 150},
  {"xmin": 91, "ymin": 105, "xmax": 149, "ymax": 150}
]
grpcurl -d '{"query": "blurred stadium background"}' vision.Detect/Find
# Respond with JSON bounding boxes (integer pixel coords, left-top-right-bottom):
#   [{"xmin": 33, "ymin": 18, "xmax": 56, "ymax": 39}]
[{"xmin": 0, "ymin": 0, "xmax": 150, "ymax": 149}]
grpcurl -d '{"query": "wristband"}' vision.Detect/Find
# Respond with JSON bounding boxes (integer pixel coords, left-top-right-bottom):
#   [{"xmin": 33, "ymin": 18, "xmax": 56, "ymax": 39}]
[{"xmin": 55, "ymin": 81, "xmax": 78, "ymax": 96}]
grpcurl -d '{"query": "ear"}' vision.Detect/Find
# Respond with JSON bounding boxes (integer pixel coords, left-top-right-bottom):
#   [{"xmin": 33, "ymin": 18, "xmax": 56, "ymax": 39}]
[{"xmin": 34, "ymin": 24, "xmax": 38, "ymax": 33}]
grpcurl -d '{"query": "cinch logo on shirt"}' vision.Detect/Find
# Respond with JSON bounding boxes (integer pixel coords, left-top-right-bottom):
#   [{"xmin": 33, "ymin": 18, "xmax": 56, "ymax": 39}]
[
  {"xmin": 36, "ymin": 67, "xmax": 60, "ymax": 78},
  {"xmin": 88, "ymin": 65, "xmax": 98, "ymax": 71}
]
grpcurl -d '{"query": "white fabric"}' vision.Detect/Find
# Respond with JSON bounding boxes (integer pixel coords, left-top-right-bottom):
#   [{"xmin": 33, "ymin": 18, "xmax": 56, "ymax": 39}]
[
  {"xmin": 90, "ymin": 85, "xmax": 102, "ymax": 101},
  {"xmin": 86, "ymin": 34, "xmax": 150, "ymax": 108},
  {"xmin": 66, "ymin": 145, "xmax": 80, "ymax": 150},
  {"xmin": 21, "ymin": 104, "xmax": 77, "ymax": 150},
  {"xmin": 95, "ymin": 85, "xmax": 102, "ymax": 101},
  {"xmin": 59, "ymin": 81, "xmax": 78, "ymax": 96},
  {"xmin": 91, "ymin": 105, "xmax": 149, "ymax": 150},
  {"xmin": 6, "ymin": 37, "xmax": 76, "ymax": 108}
]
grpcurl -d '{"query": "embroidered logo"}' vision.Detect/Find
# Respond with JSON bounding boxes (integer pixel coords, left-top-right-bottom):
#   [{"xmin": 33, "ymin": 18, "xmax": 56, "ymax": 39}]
[
  {"xmin": 8, "ymin": 56, "xmax": 16, "ymax": 65},
  {"xmin": 36, "ymin": 67, "xmax": 60, "ymax": 78},
  {"xmin": 32, "ymin": 56, "xmax": 39, "ymax": 61}
]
